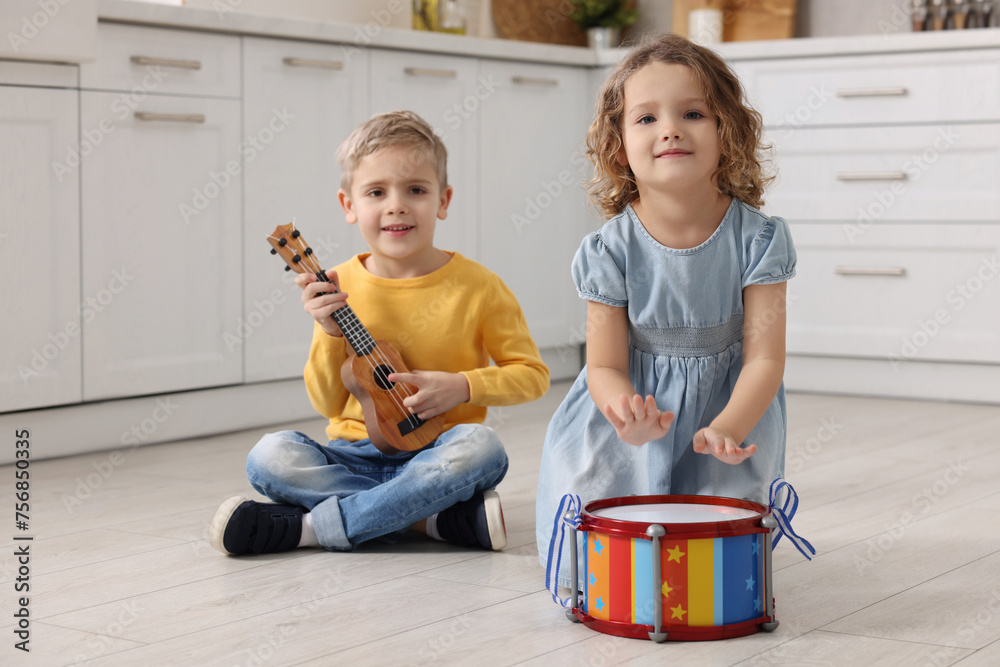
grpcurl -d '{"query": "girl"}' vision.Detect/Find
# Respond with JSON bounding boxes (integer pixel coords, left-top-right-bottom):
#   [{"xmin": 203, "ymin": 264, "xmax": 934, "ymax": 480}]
[{"xmin": 536, "ymin": 34, "xmax": 796, "ymax": 585}]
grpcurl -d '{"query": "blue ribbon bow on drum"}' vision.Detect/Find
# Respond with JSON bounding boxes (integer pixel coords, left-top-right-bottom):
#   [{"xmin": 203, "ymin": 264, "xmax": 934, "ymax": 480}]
[
  {"xmin": 767, "ymin": 477, "xmax": 815, "ymax": 560},
  {"xmin": 545, "ymin": 477, "xmax": 815, "ymax": 641}
]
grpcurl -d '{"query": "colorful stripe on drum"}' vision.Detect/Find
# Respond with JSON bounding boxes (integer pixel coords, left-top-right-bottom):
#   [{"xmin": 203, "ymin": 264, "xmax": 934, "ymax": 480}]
[{"xmin": 585, "ymin": 531, "xmax": 764, "ymax": 627}]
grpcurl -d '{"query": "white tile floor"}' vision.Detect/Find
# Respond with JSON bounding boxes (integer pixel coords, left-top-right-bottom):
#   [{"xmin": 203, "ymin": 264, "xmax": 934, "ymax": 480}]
[{"xmin": 2, "ymin": 381, "xmax": 999, "ymax": 666}]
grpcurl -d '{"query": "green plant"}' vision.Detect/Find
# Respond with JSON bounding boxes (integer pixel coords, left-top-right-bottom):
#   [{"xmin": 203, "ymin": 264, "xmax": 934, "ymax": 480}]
[{"xmin": 568, "ymin": 0, "xmax": 639, "ymax": 31}]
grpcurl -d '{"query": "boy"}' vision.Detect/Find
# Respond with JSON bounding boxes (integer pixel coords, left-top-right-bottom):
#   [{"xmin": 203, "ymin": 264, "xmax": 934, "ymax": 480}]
[{"xmin": 210, "ymin": 110, "xmax": 550, "ymax": 555}]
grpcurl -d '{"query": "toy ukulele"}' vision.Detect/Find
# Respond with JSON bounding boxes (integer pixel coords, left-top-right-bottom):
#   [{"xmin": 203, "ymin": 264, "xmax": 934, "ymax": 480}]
[{"xmin": 267, "ymin": 222, "xmax": 444, "ymax": 455}]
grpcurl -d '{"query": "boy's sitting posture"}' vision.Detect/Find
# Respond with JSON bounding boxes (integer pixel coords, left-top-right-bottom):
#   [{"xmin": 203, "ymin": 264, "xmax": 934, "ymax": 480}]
[{"xmin": 210, "ymin": 110, "xmax": 550, "ymax": 555}]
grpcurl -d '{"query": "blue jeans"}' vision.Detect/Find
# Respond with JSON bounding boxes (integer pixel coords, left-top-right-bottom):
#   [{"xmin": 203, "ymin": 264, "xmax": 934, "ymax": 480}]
[{"xmin": 246, "ymin": 424, "xmax": 508, "ymax": 550}]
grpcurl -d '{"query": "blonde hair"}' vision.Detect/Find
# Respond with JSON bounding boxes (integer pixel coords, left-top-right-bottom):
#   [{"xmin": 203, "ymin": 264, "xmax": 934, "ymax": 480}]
[
  {"xmin": 586, "ymin": 33, "xmax": 772, "ymax": 217},
  {"xmin": 336, "ymin": 110, "xmax": 448, "ymax": 192}
]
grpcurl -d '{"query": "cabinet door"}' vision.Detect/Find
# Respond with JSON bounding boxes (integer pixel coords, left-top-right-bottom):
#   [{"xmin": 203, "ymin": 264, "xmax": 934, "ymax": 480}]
[
  {"xmin": 786, "ymin": 223, "xmax": 1000, "ymax": 364},
  {"xmin": 243, "ymin": 37, "xmax": 370, "ymax": 382},
  {"xmin": 0, "ymin": 86, "xmax": 81, "ymax": 412},
  {"xmin": 478, "ymin": 60, "xmax": 594, "ymax": 349},
  {"xmin": 80, "ymin": 92, "xmax": 242, "ymax": 401},
  {"xmin": 369, "ymin": 49, "xmax": 479, "ymax": 259}
]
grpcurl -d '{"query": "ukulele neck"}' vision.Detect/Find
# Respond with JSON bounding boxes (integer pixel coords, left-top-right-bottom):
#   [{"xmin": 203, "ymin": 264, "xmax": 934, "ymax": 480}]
[{"xmin": 316, "ymin": 272, "xmax": 377, "ymax": 357}]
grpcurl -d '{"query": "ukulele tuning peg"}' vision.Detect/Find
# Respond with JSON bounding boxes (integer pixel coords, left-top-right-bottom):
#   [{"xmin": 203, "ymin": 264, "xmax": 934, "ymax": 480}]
[
  {"xmin": 291, "ymin": 229, "xmax": 301, "ymax": 238},
  {"xmin": 304, "ymin": 247, "xmax": 314, "ymax": 256},
  {"xmin": 270, "ymin": 248, "xmax": 277, "ymax": 255},
  {"xmin": 292, "ymin": 254, "xmax": 301, "ymax": 263},
  {"xmin": 278, "ymin": 238, "xmax": 287, "ymax": 247},
  {"xmin": 284, "ymin": 265, "xmax": 291, "ymax": 271}
]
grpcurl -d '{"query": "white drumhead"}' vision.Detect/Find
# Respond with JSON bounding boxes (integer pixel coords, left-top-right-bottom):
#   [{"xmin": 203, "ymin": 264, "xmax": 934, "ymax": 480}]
[{"xmin": 590, "ymin": 502, "xmax": 760, "ymax": 524}]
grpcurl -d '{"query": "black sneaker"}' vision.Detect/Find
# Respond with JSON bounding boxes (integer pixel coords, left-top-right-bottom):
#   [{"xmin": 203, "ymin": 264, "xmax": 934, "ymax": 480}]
[
  {"xmin": 209, "ymin": 496, "xmax": 304, "ymax": 555},
  {"xmin": 435, "ymin": 490, "xmax": 507, "ymax": 551}
]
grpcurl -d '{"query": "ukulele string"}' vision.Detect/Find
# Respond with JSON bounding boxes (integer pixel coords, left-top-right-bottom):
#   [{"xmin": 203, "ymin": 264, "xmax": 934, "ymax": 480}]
[
  {"xmin": 296, "ymin": 244, "xmax": 424, "ymax": 429},
  {"xmin": 270, "ymin": 231, "xmax": 419, "ymax": 423}
]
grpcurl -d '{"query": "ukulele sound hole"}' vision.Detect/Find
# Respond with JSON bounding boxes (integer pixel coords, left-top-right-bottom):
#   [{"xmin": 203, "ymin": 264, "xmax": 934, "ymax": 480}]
[{"xmin": 373, "ymin": 365, "xmax": 395, "ymax": 391}]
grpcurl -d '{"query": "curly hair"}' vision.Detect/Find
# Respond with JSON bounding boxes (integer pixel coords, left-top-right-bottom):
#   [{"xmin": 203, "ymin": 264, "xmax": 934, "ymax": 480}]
[
  {"xmin": 337, "ymin": 110, "xmax": 448, "ymax": 193},
  {"xmin": 586, "ymin": 33, "xmax": 773, "ymax": 218}
]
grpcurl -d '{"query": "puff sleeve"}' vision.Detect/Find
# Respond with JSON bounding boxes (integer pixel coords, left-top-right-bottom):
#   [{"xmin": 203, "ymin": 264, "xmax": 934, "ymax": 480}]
[
  {"xmin": 742, "ymin": 215, "xmax": 797, "ymax": 288},
  {"xmin": 571, "ymin": 233, "xmax": 628, "ymax": 307}
]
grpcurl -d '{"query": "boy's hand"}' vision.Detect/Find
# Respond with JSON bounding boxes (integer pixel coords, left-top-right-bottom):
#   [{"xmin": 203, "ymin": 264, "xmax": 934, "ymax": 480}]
[
  {"xmin": 692, "ymin": 426, "xmax": 757, "ymax": 464},
  {"xmin": 604, "ymin": 394, "xmax": 674, "ymax": 447},
  {"xmin": 294, "ymin": 270, "xmax": 349, "ymax": 337},
  {"xmin": 388, "ymin": 371, "xmax": 470, "ymax": 420}
]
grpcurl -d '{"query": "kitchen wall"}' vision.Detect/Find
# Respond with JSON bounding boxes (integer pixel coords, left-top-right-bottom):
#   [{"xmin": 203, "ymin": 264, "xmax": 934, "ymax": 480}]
[{"xmin": 159, "ymin": 0, "xmax": 912, "ymax": 39}]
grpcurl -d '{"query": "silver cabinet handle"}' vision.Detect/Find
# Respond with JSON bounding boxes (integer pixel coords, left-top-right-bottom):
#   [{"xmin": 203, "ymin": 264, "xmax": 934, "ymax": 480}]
[
  {"xmin": 404, "ymin": 67, "xmax": 458, "ymax": 78},
  {"xmin": 836, "ymin": 171, "xmax": 908, "ymax": 181},
  {"xmin": 130, "ymin": 55, "xmax": 202, "ymax": 70},
  {"xmin": 836, "ymin": 87, "xmax": 908, "ymax": 97},
  {"xmin": 135, "ymin": 112, "xmax": 206, "ymax": 124},
  {"xmin": 835, "ymin": 266, "xmax": 907, "ymax": 277},
  {"xmin": 283, "ymin": 57, "xmax": 344, "ymax": 70},
  {"xmin": 511, "ymin": 76, "xmax": 559, "ymax": 86}
]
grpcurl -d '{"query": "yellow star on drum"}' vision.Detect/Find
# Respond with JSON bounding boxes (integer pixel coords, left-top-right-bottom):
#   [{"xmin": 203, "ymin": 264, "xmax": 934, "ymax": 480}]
[
  {"xmin": 661, "ymin": 581, "xmax": 674, "ymax": 597},
  {"xmin": 666, "ymin": 545, "xmax": 685, "ymax": 563},
  {"xmin": 670, "ymin": 604, "xmax": 687, "ymax": 620}
]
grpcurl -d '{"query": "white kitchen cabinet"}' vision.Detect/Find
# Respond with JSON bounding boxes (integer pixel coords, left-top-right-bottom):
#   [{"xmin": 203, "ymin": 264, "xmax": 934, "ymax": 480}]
[
  {"xmin": 738, "ymin": 48, "xmax": 1000, "ymax": 129},
  {"xmin": 786, "ymin": 223, "xmax": 1000, "ymax": 364},
  {"xmin": 79, "ymin": 92, "xmax": 243, "ymax": 401},
  {"xmin": 369, "ymin": 49, "xmax": 479, "ymax": 259},
  {"xmin": 477, "ymin": 59, "xmax": 593, "ymax": 349},
  {"xmin": 0, "ymin": 79, "xmax": 81, "ymax": 412},
  {"xmin": 242, "ymin": 37, "xmax": 370, "ymax": 382},
  {"xmin": 765, "ymin": 123, "xmax": 1000, "ymax": 223},
  {"xmin": 737, "ymin": 46, "xmax": 1000, "ymax": 402}
]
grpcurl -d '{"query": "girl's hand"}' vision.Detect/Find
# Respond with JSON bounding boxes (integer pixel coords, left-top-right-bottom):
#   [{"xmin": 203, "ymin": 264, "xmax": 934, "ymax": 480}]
[
  {"xmin": 692, "ymin": 427, "xmax": 757, "ymax": 464},
  {"xmin": 294, "ymin": 270, "xmax": 349, "ymax": 337},
  {"xmin": 605, "ymin": 394, "xmax": 675, "ymax": 447},
  {"xmin": 388, "ymin": 371, "xmax": 471, "ymax": 420}
]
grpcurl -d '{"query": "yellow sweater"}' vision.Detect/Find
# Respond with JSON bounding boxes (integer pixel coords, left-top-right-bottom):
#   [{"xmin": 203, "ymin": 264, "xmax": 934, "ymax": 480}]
[{"xmin": 304, "ymin": 252, "xmax": 550, "ymax": 442}]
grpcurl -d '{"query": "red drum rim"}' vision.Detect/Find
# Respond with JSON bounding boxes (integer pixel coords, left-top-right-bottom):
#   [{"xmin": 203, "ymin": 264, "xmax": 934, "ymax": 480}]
[
  {"xmin": 571, "ymin": 608, "xmax": 772, "ymax": 642},
  {"xmin": 581, "ymin": 494, "xmax": 769, "ymax": 540}
]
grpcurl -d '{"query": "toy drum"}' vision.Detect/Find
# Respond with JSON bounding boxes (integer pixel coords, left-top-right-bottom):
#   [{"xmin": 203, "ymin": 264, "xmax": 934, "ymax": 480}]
[{"xmin": 564, "ymin": 495, "xmax": 779, "ymax": 642}]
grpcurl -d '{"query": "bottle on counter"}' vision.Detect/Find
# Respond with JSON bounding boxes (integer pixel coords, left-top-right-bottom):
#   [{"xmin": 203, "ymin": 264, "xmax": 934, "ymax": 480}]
[
  {"xmin": 439, "ymin": 0, "xmax": 467, "ymax": 35},
  {"xmin": 953, "ymin": 0, "xmax": 971, "ymax": 28},
  {"xmin": 929, "ymin": 0, "xmax": 950, "ymax": 29},
  {"xmin": 413, "ymin": 0, "xmax": 439, "ymax": 31},
  {"xmin": 911, "ymin": 0, "xmax": 929, "ymax": 30}
]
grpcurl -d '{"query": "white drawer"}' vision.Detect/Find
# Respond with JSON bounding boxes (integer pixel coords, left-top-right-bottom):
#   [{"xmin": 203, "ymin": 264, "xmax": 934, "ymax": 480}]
[
  {"xmin": 764, "ymin": 123, "xmax": 1000, "ymax": 224},
  {"xmin": 785, "ymin": 224, "xmax": 1000, "ymax": 366},
  {"xmin": 738, "ymin": 49, "xmax": 1000, "ymax": 128},
  {"xmin": 80, "ymin": 23, "xmax": 240, "ymax": 98}
]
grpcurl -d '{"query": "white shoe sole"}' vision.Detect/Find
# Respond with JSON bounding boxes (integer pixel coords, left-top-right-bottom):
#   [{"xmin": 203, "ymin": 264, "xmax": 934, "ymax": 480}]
[
  {"xmin": 209, "ymin": 495, "xmax": 251, "ymax": 555},
  {"xmin": 482, "ymin": 490, "xmax": 507, "ymax": 551}
]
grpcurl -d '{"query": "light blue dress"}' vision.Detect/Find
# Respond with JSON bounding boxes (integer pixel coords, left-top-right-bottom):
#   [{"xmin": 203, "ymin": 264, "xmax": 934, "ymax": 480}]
[{"xmin": 536, "ymin": 198, "xmax": 797, "ymax": 584}]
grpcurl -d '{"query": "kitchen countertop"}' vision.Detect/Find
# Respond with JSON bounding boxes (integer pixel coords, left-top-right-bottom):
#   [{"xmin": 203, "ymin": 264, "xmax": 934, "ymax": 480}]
[{"xmin": 98, "ymin": 0, "xmax": 1000, "ymax": 66}]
